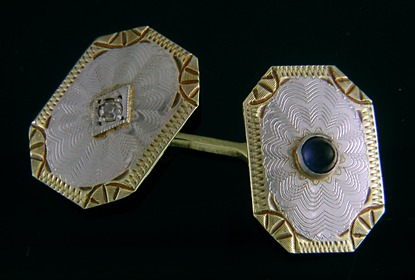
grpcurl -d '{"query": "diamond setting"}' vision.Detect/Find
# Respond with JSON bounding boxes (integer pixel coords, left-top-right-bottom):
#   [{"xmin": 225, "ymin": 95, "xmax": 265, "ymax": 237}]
[{"xmin": 91, "ymin": 84, "xmax": 133, "ymax": 137}]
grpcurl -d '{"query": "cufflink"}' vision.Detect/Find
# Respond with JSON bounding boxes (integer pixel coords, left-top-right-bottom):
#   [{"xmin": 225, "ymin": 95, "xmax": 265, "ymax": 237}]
[
  {"xmin": 243, "ymin": 66, "xmax": 385, "ymax": 253},
  {"xmin": 173, "ymin": 65, "xmax": 385, "ymax": 253},
  {"xmin": 28, "ymin": 33, "xmax": 384, "ymax": 253},
  {"xmin": 29, "ymin": 26, "xmax": 199, "ymax": 209}
]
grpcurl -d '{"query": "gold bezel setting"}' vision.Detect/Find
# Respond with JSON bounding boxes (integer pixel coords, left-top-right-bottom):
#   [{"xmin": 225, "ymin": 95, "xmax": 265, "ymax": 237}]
[
  {"xmin": 294, "ymin": 134, "xmax": 339, "ymax": 179},
  {"xmin": 243, "ymin": 65, "xmax": 385, "ymax": 253}
]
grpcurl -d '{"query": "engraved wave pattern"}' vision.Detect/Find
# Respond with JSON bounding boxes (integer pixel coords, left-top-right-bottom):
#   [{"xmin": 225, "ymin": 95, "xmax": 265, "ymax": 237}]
[
  {"xmin": 262, "ymin": 77, "xmax": 369, "ymax": 241},
  {"xmin": 46, "ymin": 43, "xmax": 179, "ymax": 188}
]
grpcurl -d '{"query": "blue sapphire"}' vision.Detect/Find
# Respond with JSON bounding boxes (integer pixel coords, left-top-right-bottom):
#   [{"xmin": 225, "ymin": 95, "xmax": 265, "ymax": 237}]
[{"xmin": 301, "ymin": 137, "xmax": 336, "ymax": 174}]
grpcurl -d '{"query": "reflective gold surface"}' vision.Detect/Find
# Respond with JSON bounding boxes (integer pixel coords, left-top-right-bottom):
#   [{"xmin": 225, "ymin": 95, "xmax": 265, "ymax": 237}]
[
  {"xmin": 243, "ymin": 66, "xmax": 385, "ymax": 253},
  {"xmin": 29, "ymin": 27, "xmax": 199, "ymax": 208}
]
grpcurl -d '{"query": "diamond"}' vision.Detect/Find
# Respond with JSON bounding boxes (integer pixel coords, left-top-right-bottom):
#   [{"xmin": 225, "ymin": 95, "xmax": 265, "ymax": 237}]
[
  {"xmin": 98, "ymin": 98, "xmax": 123, "ymax": 123},
  {"xmin": 91, "ymin": 85, "xmax": 133, "ymax": 137}
]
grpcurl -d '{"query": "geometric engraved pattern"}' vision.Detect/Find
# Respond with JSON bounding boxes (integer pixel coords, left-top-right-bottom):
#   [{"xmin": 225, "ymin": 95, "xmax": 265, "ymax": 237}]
[
  {"xmin": 46, "ymin": 42, "xmax": 180, "ymax": 188},
  {"xmin": 263, "ymin": 77, "xmax": 369, "ymax": 241},
  {"xmin": 243, "ymin": 66, "xmax": 385, "ymax": 253},
  {"xmin": 29, "ymin": 26, "xmax": 200, "ymax": 208}
]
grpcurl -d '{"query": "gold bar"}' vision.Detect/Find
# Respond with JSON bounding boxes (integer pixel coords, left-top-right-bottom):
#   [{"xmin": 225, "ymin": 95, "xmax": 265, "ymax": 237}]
[{"xmin": 171, "ymin": 132, "xmax": 248, "ymax": 162}]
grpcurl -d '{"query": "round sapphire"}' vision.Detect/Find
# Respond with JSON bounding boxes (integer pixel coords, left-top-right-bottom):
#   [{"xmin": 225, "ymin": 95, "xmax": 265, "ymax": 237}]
[{"xmin": 301, "ymin": 137, "xmax": 336, "ymax": 174}]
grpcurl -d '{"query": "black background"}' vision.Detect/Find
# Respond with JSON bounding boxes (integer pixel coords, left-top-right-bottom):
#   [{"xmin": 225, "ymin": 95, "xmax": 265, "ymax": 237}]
[{"xmin": 2, "ymin": 0, "xmax": 413, "ymax": 279}]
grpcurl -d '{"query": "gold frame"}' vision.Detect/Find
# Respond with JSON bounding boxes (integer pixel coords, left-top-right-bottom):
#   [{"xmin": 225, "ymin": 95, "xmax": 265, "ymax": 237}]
[
  {"xmin": 243, "ymin": 65, "xmax": 385, "ymax": 253},
  {"xmin": 29, "ymin": 27, "xmax": 200, "ymax": 209}
]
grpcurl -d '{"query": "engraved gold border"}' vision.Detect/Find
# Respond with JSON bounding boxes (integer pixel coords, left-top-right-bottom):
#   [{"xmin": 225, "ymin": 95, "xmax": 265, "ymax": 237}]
[
  {"xmin": 29, "ymin": 26, "xmax": 200, "ymax": 209},
  {"xmin": 243, "ymin": 65, "xmax": 385, "ymax": 253}
]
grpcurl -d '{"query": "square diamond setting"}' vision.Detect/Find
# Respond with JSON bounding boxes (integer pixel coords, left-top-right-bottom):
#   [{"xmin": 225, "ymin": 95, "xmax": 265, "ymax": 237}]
[{"xmin": 91, "ymin": 85, "xmax": 133, "ymax": 137}]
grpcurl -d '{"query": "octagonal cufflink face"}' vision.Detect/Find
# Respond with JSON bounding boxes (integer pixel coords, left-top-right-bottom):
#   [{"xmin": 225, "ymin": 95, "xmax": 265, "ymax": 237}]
[
  {"xmin": 243, "ymin": 66, "xmax": 384, "ymax": 253},
  {"xmin": 29, "ymin": 26, "xmax": 200, "ymax": 209}
]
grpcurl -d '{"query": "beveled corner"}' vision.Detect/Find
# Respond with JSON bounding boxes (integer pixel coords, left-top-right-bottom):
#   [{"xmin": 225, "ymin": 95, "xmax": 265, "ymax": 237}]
[
  {"xmin": 29, "ymin": 26, "xmax": 200, "ymax": 209},
  {"xmin": 243, "ymin": 65, "xmax": 384, "ymax": 253}
]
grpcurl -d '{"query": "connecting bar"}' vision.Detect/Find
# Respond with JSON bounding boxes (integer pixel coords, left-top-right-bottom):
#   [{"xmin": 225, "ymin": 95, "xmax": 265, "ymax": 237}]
[{"xmin": 171, "ymin": 132, "xmax": 248, "ymax": 162}]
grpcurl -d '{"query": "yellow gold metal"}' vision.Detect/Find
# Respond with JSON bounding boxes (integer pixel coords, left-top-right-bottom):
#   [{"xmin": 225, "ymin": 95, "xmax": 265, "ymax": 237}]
[
  {"xmin": 243, "ymin": 65, "xmax": 385, "ymax": 253},
  {"xmin": 28, "ymin": 31, "xmax": 384, "ymax": 255},
  {"xmin": 29, "ymin": 26, "xmax": 200, "ymax": 209},
  {"xmin": 147, "ymin": 66, "xmax": 384, "ymax": 254},
  {"xmin": 171, "ymin": 133, "xmax": 248, "ymax": 162}
]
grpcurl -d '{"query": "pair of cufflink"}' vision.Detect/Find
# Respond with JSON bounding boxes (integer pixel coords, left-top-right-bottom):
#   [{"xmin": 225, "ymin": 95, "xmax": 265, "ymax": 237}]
[{"xmin": 29, "ymin": 26, "xmax": 385, "ymax": 254}]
